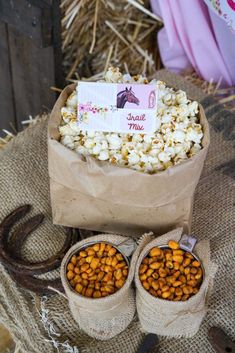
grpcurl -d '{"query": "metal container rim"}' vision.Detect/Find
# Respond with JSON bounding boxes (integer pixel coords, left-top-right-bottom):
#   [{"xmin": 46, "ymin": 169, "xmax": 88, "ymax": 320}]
[{"xmin": 64, "ymin": 240, "xmax": 130, "ymax": 295}]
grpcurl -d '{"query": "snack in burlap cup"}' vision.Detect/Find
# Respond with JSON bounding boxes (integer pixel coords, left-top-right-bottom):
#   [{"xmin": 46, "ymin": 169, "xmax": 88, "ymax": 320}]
[
  {"xmin": 61, "ymin": 233, "xmax": 151, "ymax": 340},
  {"xmin": 135, "ymin": 228, "xmax": 218, "ymax": 338},
  {"xmin": 48, "ymin": 83, "xmax": 210, "ymax": 237}
]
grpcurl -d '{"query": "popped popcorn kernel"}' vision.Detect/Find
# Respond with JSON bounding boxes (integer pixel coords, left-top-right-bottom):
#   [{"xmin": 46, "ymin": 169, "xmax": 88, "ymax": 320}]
[
  {"xmin": 98, "ymin": 150, "xmax": 109, "ymax": 161},
  {"xmin": 66, "ymin": 91, "xmax": 77, "ymax": 109}
]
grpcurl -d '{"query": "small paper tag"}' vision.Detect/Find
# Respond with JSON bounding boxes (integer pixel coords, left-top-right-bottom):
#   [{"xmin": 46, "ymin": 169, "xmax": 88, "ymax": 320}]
[{"xmin": 77, "ymin": 82, "xmax": 158, "ymax": 134}]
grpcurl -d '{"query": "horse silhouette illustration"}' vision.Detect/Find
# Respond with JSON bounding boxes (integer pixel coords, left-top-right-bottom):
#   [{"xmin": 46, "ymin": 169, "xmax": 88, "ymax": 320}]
[{"xmin": 117, "ymin": 87, "xmax": 140, "ymax": 108}]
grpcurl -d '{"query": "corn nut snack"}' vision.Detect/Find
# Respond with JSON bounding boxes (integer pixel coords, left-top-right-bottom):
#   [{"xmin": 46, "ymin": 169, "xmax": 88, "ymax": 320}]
[
  {"xmin": 66, "ymin": 242, "xmax": 128, "ymax": 298},
  {"xmin": 139, "ymin": 239, "xmax": 203, "ymax": 301},
  {"xmin": 59, "ymin": 67, "xmax": 204, "ymax": 174}
]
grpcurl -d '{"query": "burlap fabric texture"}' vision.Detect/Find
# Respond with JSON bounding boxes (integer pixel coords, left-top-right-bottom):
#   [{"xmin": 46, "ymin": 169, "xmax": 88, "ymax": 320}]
[
  {"xmin": 0, "ymin": 70, "xmax": 234, "ymax": 353},
  {"xmin": 61, "ymin": 233, "xmax": 151, "ymax": 340},
  {"xmin": 135, "ymin": 228, "xmax": 218, "ymax": 338}
]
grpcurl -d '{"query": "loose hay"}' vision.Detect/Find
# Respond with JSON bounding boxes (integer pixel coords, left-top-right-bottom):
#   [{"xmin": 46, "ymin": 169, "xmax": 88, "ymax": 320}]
[
  {"xmin": 61, "ymin": 0, "xmax": 163, "ymax": 81},
  {"xmin": 183, "ymin": 70, "xmax": 235, "ymax": 111},
  {"xmin": 0, "ymin": 130, "xmax": 15, "ymax": 150}
]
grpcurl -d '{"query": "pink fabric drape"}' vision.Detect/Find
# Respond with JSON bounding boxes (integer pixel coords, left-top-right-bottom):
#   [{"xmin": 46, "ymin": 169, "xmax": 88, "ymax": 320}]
[{"xmin": 151, "ymin": 0, "xmax": 235, "ymax": 86}]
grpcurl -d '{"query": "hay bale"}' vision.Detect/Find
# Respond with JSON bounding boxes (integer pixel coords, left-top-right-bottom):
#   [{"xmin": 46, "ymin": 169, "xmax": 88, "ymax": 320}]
[{"xmin": 61, "ymin": 0, "xmax": 163, "ymax": 80}]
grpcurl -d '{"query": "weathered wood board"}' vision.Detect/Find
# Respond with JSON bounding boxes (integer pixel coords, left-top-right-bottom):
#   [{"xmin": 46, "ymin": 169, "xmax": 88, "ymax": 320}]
[
  {"xmin": 0, "ymin": 0, "xmax": 63, "ymax": 135},
  {"xmin": 0, "ymin": 22, "xmax": 16, "ymax": 135}
]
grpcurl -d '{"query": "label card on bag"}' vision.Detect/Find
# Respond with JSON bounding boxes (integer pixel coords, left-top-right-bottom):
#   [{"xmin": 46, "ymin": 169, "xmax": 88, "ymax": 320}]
[{"xmin": 77, "ymin": 82, "xmax": 158, "ymax": 134}]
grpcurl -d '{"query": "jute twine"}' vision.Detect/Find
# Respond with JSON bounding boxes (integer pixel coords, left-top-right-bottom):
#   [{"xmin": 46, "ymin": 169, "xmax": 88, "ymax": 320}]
[{"xmin": 0, "ymin": 70, "xmax": 234, "ymax": 352}]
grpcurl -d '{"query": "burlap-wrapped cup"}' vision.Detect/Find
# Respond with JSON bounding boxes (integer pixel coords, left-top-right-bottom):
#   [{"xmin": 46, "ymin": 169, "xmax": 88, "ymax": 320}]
[
  {"xmin": 135, "ymin": 228, "xmax": 218, "ymax": 338},
  {"xmin": 61, "ymin": 233, "xmax": 151, "ymax": 340}
]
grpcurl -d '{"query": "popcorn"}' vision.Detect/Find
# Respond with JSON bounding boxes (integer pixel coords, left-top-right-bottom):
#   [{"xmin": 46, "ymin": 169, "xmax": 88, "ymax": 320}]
[
  {"xmin": 123, "ymin": 74, "xmax": 132, "ymax": 83},
  {"xmin": 144, "ymin": 162, "xmax": 154, "ymax": 173},
  {"xmin": 148, "ymin": 156, "xmax": 159, "ymax": 164},
  {"xmin": 164, "ymin": 146, "xmax": 175, "ymax": 158},
  {"xmin": 66, "ymin": 91, "xmax": 77, "ymax": 109},
  {"xmin": 149, "ymin": 148, "xmax": 160, "ymax": 157},
  {"xmin": 61, "ymin": 135, "xmax": 75, "ymax": 149},
  {"xmin": 59, "ymin": 67, "xmax": 204, "ymax": 174},
  {"xmin": 188, "ymin": 101, "xmax": 199, "ymax": 116},
  {"xmin": 128, "ymin": 152, "xmax": 140, "ymax": 165},
  {"xmin": 162, "ymin": 113, "xmax": 172, "ymax": 124},
  {"xmin": 101, "ymin": 140, "xmax": 108, "ymax": 150},
  {"xmin": 107, "ymin": 134, "xmax": 122, "ymax": 150},
  {"xmin": 173, "ymin": 130, "xmax": 186, "ymax": 143},
  {"xmin": 158, "ymin": 151, "xmax": 171, "ymax": 163},
  {"xmin": 98, "ymin": 151, "xmax": 109, "ymax": 161},
  {"xmin": 104, "ymin": 67, "xmax": 123, "ymax": 83},
  {"xmin": 92, "ymin": 144, "xmax": 102, "ymax": 155},
  {"xmin": 59, "ymin": 124, "xmax": 78, "ymax": 136},
  {"xmin": 189, "ymin": 144, "xmax": 202, "ymax": 157},
  {"xmin": 87, "ymin": 131, "xmax": 96, "ymax": 138},
  {"xmin": 61, "ymin": 107, "xmax": 77, "ymax": 123},
  {"xmin": 84, "ymin": 139, "xmax": 95, "ymax": 149},
  {"xmin": 176, "ymin": 90, "xmax": 188, "ymax": 105},
  {"xmin": 143, "ymin": 135, "xmax": 153, "ymax": 144},
  {"xmin": 76, "ymin": 145, "xmax": 90, "ymax": 156},
  {"xmin": 132, "ymin": 134, "xmax": 143, "ymax": 143},
  {"xmin": 186, "ymin": 127, "xmax": 203, "ymax": 144},
  {"xmin": 110, "ymin": 153, "xmax": 122, "ymax": 164},
  {"xmin": 132, "ymin": 164, "xmax": 143, "ymax": 171}
]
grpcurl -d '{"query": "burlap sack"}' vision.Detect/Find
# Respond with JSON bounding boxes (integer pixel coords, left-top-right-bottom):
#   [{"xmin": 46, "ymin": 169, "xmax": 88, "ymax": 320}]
[
  {"xmin": 135, "ymin": 228, "xmax": 218, "ymax": 337},
  {"xmin": 0, "ymin": 69, "xmax": 234, "ymax": 353},
  {"xmin": 61, "ymin": 233, "xmax": 151, "ymax": 340},
  {"xmin": 48, "ymin": 84, "xmax": 210, "ymax": 237}
]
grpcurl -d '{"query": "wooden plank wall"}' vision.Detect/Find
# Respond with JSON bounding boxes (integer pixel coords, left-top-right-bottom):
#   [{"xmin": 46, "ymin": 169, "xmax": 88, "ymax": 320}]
[
  {"xmin": 0, "ymin": 0, "xmax": 63, "ymax": 136},
  {"xmin": 0, "ymin": 23, "xmax": 16, "ymax": 135},
  {"xmin": 8, "ymin": 26, "xmax": 56, "ymax": 129}
]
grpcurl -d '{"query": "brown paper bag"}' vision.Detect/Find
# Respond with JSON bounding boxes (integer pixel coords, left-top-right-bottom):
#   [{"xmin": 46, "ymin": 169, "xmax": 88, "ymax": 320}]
[
  {"xmin": 135, "ymin": 228, "xmax": 218, "ymax": 337},
  {"xmin": 48, "ymin": 84, "xmax": 210, "ymax": 236}
]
